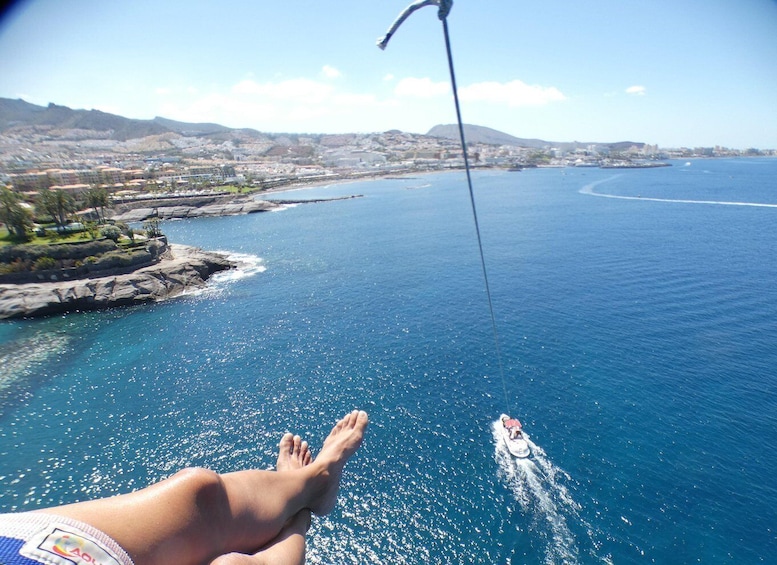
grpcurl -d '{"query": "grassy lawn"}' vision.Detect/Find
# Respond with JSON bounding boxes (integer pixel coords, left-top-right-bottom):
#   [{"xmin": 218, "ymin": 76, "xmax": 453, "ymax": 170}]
[
  {"xmin": 0, "ymin": 230, "xmax": 97, "ymax": 248},
  {"xmin": 217, "ymin": 184, "xmax": 263, "ymax": 195}
]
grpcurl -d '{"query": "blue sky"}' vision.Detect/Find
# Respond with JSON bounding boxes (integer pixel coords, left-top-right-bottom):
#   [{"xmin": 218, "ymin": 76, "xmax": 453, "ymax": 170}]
[{"xmin": 1, "ymin": 0, "xmax": 775, "ymax": 149}]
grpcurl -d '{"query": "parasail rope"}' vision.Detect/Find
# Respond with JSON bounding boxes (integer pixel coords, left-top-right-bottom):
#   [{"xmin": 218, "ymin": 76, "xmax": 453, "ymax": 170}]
[{"xmin": 378, "ymin": 1, "xmax": 512, "ymax": 415}]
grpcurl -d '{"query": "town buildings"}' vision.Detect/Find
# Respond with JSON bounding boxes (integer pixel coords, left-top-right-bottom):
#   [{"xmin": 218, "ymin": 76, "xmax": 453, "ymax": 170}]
[{"xmin": 1, "ymin": 124, "xmax": 773, "ymax": 200}]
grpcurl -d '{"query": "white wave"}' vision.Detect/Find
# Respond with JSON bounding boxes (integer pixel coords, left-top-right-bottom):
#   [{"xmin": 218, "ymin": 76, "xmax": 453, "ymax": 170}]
[
  {"xmin": 270, "ymin": 203, "xmax": 299, "ymax": 212},
  {"xmin": 493, "ymin": 421, "xmax": 611, "ymax": 564},
  {"xmin": 183, "ymin": 252, "xmax": 265, "ymax": 298},
  {"xmin": 220, "ymin": 251, "xmax": 266, "ymax": 280},
  {"xmin": 580, "ymin": 176, "xmax": 777, "ymax": 208}
]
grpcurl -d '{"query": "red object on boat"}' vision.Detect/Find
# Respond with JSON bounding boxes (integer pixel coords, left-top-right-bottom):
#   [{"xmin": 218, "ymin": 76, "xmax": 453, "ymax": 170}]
[{"xmin": 504, "ymin": 419, "xmax": 522, "ymax": 429}]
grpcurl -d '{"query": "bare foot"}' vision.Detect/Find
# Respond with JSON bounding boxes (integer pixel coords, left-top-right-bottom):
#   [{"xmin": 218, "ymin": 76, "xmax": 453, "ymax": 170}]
[
  {"xmin": 276, "ymin": 433, "xmax": 311, "ymax": 472},
  {"xmin": 308, "ymin": 410, "xmax": 368, "ymax": 515}
]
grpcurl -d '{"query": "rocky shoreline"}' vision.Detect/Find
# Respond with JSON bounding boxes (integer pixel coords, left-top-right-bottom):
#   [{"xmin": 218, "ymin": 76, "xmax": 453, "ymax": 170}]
[
  {"xmin": 109, "ymin": 193, "xmax": 362, "ymax": 222},
  {"xmin": 0, "ymin": 244, "xmax": 235, "ymax": 319},
  {"xmin": 110, "ymin": 195, "xmax": 280, "ymax": 222},
  {"xmin": 0, "ymin": 191, "xmax": 364, "ymax": 319}
]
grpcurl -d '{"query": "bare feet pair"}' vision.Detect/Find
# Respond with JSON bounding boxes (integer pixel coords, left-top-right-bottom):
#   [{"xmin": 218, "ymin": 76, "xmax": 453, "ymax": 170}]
[
  {"xmin": 210, "ymin": 410, "xmax": 368, "ymax": 565},
  {"xmin": 277, "ymin": 409, "xmax": 368, "ymax": 515}
]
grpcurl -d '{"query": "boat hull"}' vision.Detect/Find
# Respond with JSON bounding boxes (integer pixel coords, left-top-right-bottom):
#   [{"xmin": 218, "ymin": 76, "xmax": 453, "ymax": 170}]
[{"xmin": 499, "ymin": 414, "xmax": 530, "ymax": 458}]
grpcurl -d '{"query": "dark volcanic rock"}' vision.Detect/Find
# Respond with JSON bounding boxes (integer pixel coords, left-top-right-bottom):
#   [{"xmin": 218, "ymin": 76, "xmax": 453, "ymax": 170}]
[{"xmin": 0, "ymin": 245, "xmax": 234, "ymax": 319}]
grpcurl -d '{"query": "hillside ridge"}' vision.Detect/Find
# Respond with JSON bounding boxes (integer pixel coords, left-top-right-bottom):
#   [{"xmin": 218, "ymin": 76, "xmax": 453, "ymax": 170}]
[{"xmin": 1, "ymin": 97, "xmax": 644, "ymax": 150}]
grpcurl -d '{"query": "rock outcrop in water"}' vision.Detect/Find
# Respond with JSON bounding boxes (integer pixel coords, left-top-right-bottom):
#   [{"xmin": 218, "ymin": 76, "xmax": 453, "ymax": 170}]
[
  {"xmin": 0, "ymin": 244, "xmax": 234, "ymax": 319},
  {"xmin": 110, "ymin": 196, "xmax": 280, "ymax": 222}
]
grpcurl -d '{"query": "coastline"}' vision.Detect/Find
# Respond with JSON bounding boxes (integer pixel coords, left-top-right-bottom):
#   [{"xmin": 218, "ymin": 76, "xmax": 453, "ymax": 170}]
[
  {"xmin": 0, "ymin": 175, "xmax": 380, "ymax": 320},
  {"xmin": 0, "ymin": 244, "xmax": 235, "ymax": 319},
  {"xmin": 1, "ymin": 169, "xmax": 483, "ymax": 321},
  {"xmin": 109, "ymin": 191, "xmax": 365, "ymax": 222}
]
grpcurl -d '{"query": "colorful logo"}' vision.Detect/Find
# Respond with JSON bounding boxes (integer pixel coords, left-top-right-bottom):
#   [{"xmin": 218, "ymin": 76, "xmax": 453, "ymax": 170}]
[
  {"xmin": 21, "ymin": 525, "xmax": 123, "ymax": 565},
  {"xmin": 51, "ymin": 533, "xmax": 86, "ymax": 559}
]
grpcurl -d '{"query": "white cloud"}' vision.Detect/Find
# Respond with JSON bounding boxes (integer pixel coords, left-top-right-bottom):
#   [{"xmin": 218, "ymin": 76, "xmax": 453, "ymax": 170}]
[
  {"xmin": 333, "ymin": 92, "xmax": 380, "ymax": 107},
  {"xmin": 232, "ymin": 78, "xmax": 334, "ymax": 104},
  {"xmin": 626, "ymin": 85, "xmax": 647, "ymax": 96},
  {"xmin": 394, "ymin": 77, "xmax": 450, "ymax": 98},
  {"xmin": 156, "ymin": 76, "xmax": 391, "ymax": 131},
  {"xmin": 459, "ymin": 80, "xmax": 566, "ymax": 107},
  {"xmin": 143, "ymin": 73, "xmax": 569, "ymax": 134},
  {"xmin": 394, "ymin": 77, "xmax": 566, "ymax": 107},
  {"xmin": 155, "ymin": 87, "xmax": 171, "ymax": 95},
  {"xmin": 160, "ymin": 93, "xmax": 275, "ymax": 124},
  {"xmin": 321, "ymin": 65, "xmax": 341, "ymax": 79}
]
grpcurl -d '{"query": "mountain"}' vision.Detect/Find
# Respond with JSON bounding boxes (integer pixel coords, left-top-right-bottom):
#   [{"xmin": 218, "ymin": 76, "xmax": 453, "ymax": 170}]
[
  {"xmin": 150, "ymin": 116, "xmax": 235, "ymax": 136},
  {"xmin": 427, "ymin": 123, "xmax": 646, "ymax": 152},
  {"xmin": 1, "ymin": 98, "xmax": 645, "ymax": 151},
  {"xmin": 427, "ymin": 124, "xmax": 550, "ymax": 148},
  {"xmin": 0, "ymin": 98, "xmax": 264, "ymax": 141},
  {"xmin": 0, "ymin": 98, "xmax": 170, "ymax": 140}
]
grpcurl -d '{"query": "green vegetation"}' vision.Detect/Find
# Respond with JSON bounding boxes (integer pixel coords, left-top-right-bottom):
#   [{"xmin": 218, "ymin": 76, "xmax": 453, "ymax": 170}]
[
  {"xmin": 216, "ymin": 184, "xmax": 263, "ymax": 195},
  {"xmin": 36, "ymin": 187, "xmax": 77, "ymax": 232},
  {"xmin": 115, "ymin": 221, "xmax": 135, "ymax": 243},
  {"xmin": 100, "ymin": 224, "xmax": 122, "ymax": 242},
  {"xmin": 143, "ymin": 218, "xmax": 163, "ymax": 239},
  {"xmin": 1, "ymin": 184, "xmax": 161, "ymax": 278},
  {"xmin": 0, "ymin": 184, "xmax": 145, "ymax": 250},
  {"xmin": 32, "ymin": 256, "xmax": 57, "ymax": 271},
  {"xmin": 0, "ymin": 233, "xmax": 160, "ymax": 277},
  {"xmin": 83, "ymin": 186, "xmax": 109, "ymax": 223},
  {"xmin": 1, "ymin": 231, "xmax": 83, "ymax": 247},
  {"xmin": 0, "ymin": 187, "xmax": 34, "ymax": 242},
  {"xmin": 526, "ymin": 150, "xmax": 552, "ymax": 165}
]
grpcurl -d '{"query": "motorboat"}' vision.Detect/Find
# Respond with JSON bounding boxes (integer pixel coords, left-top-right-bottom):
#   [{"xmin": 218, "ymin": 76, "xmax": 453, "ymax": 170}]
[{"xmin": 499, "ymin": 414, "xmax": 530, "ymax": 458}]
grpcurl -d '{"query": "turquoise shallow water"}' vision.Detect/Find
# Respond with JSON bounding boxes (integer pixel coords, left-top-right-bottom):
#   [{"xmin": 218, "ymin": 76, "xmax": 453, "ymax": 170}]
[{"xmin": 1, "ymin": 158, "xmax": 776, "ymax": 563}]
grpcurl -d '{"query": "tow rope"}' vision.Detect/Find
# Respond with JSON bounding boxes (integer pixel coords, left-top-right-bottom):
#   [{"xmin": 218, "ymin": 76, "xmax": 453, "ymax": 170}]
[{"xmin": 378, "ymin": 1, "xmax": 511, "ymax": 414}]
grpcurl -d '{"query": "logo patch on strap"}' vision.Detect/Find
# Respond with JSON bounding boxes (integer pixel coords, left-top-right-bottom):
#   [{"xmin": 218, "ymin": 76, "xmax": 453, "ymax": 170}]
[{"xmin": 20, "ymin": 523, "xmax": 124, "ymax": 565}]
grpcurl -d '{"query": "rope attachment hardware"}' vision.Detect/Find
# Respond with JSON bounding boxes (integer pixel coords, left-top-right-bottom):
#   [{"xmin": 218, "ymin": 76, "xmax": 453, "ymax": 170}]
[{"xmin": 377, "ymin": 0, "xmax": 454, "ymax": 50}]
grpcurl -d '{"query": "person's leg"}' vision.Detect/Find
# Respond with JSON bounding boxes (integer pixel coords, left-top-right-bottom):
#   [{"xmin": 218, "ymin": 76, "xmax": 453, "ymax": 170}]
[
  {"xmin": 208, "ymin": 433, "xmax": 314, "ymax": 565},
  {"xmin": 36, "ymin": 410, "xmax": 368, "ymax": 565},
  {"xmin": 209, "ymin": 510, "xmax": 310, "ymax": 565}
]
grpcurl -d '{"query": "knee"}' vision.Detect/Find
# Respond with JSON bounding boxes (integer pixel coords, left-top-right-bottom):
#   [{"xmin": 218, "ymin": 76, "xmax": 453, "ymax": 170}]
[
  {"xmin": 172, "ymin": 466, "xmax": 222, "ymax": 489},
  {"xmin": 171, "ymin": 467, "xmax": 230, "ymax": 515}
]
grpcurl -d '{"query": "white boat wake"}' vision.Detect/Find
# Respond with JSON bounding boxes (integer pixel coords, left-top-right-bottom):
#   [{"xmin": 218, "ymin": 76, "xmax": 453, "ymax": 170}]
[
  {"xmin": 492, "ymin": 421, "xmax": 612, "ymax": 564},
  {"xmin": 580, "ymin": 176, "xmax": 777, "ymax": 208}
]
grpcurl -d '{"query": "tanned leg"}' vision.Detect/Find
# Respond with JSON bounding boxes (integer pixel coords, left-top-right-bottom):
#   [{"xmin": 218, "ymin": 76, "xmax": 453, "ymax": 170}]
[
  {"xmin": 35, "ymin": 410, "xmax": 368, "ymax": 565},
  {"xmin": 209, "ymin": 433, "xmax": 314, "ymax": 565}
]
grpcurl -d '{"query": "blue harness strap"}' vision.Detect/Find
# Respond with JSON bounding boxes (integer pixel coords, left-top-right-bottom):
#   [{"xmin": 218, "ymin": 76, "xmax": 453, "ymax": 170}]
[{"xmin": 0, "ymin": 535, "xmax": 42, "ymax": 565}]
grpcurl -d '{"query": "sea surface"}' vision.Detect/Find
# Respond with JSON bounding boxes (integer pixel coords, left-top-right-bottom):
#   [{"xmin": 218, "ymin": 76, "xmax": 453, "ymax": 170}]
[{"xmin": 1, "ymin": 158, "xmax": 776, "ymax": 564}]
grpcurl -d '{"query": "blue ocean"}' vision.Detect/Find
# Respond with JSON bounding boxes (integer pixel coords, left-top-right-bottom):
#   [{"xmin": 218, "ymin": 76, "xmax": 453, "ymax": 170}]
[{"xmin": 1, "ymin": 158, "xmax": 776, "ymax": 564}]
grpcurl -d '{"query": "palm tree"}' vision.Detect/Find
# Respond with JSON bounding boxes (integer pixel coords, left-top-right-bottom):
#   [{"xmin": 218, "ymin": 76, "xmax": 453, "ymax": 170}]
[
  {"xmin": 36, "ymin": 188, "xmax": 76, "ymax": 231},
  {"xmin": 0, "ymin": 187, "xmax": 33, "ymax": 240},
  {"xmin": 83, "ymin": 186, "xmax": 109, "ymax": 223}
]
